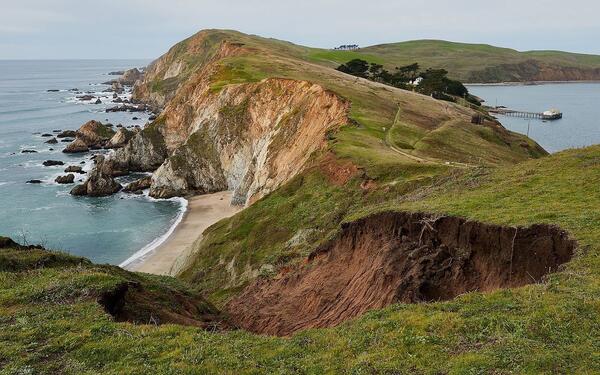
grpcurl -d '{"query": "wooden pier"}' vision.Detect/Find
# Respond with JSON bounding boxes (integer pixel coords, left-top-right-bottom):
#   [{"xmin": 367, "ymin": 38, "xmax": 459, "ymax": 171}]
[{"xmin": 488, "ymin": 107, "xmax": 563, "ymax": 120}]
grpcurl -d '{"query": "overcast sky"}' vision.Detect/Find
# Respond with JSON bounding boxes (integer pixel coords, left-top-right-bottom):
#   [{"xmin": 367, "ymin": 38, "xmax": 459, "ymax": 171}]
[{"xmin": 1, "ymin": 0, "xmax": 599, "ymax": 59}]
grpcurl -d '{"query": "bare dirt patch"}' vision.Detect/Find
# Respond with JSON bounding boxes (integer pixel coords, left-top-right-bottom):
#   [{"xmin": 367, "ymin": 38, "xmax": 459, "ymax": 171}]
[
  {"xmin": 317, "ymin": 153, "xmax": 360, "ymax": 186},
  {"xmin": 99, "ymin": 281, "xmax": 229, "ymax": 329},
  {"xmin": 226, "ymin": 211, "xmax": 575, "ymax": 336}
]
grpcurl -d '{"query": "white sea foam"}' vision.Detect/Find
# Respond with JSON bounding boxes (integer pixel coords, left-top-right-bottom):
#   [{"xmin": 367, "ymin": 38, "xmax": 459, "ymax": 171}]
[{"xmin": 119, "ymin": 197, "xmax": 188, "ymax": 268}]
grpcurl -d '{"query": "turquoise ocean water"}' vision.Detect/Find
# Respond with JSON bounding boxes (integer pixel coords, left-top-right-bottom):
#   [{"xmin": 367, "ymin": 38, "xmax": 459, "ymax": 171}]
[{"xmin": 0, "ymin": 60, "xmax": 185, "ymax": 265}]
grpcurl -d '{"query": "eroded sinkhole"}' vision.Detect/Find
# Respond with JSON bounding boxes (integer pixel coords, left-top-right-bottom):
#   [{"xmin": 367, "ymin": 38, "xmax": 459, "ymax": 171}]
[{"xmin": 226, "ymin": 211, "xmax": 576, "ymax": 336}]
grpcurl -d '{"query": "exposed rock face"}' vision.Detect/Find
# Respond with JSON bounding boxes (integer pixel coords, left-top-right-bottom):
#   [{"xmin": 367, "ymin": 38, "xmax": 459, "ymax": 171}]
[
  {"xmin": 70, "ymin": 184, "xmax": 87, "ymax": 196},
  {"xmin": 70, "ymin": 156, "xmax": 122, "ymax": 197},
  {"xmin": 123, "ymin": 176, "xmax": 152, "ymax": 193},
  {"xmin": 57, "ymin": 130, "xmax": 77, "ymax": 138},
  {"xmin": 469, "ymin": 60, "xmax": 600, "ymax": 83},
  {"xmin": 45, "ymin": 138, "xmax": 58, "ymax": 144},
  {"xmin": 64, "ymin": 165, "xmax": 84, "ymax": 174},
  {"xmin": 55, "ymin": 174, "xmax": 75, "ymax": 184},
  {"xmin": 106, "ymin": 128, "xmax": 134, "ymax": 149},
  {"xmin": 107, "ymin": 127, "xmax": 168, "ymax": 173},
  {"xmin": 133, "ymin": 34, "xmax": 248, "ymax": 110},
  {"xmin": 43, "ymin": 160, "xmax": 64, "ymax": 167},
  {"xmin": 227, "ymin": 211, "xmax": 576, "ymax": 336},
  {"xmin": 63, "ymin": 120, "xmax": 115, "ymax": 153},
  {"xmin": 63, "ymin": 138, "xmax": 89, "ymax": 153},
  {"xmin": 147, "ymin": 79, "xmax": 349, "ymax": 204},
  {"xmin": 76, "ymin": 120, "xmax": 115, "ymax": 146},
  {"xmin": 119, "ymin": 68, "xmax": 144, "ymax": 86}
]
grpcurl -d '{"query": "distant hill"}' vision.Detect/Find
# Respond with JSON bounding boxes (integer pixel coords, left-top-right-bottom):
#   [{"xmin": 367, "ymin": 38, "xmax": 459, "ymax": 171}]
[{"xmin": 308, "ymin": 40, "xmax": 600, "ymax": 83}]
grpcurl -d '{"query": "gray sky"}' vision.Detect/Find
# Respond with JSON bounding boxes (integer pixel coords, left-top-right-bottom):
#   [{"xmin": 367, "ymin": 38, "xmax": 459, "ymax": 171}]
[{"xmin": 1, "ymin": 0, "xmax": 599, "ymax": 59}]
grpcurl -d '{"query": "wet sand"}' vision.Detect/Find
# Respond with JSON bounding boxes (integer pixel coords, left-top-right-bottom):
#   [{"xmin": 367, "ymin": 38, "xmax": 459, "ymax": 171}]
[{"xmin": 128, "ymin": 191, "xmax": 241, "ymax": 276}]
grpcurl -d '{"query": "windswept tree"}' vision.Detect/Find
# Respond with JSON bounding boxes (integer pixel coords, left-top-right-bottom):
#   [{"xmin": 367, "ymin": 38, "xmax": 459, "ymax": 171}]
[
  {"xmin": 337, "ymin": 59, "xmax": 475, "ymax": 103},
  {"xmin": 417, "ymin": 68, "xmax": 467, "ymax": 97},
  {"xmin": 336, "ymin": 59, "xmax": 370, "ymax": 78}
]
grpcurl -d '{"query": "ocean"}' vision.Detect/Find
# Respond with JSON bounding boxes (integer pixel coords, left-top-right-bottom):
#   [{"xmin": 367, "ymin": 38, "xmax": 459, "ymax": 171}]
[
  {"xmin": 468, "ymin": 83, "xmax": 600, "ymax": 153},
  {"xmin": 0, "ymin": 60, "xmax": 185, "ymax": 265}
]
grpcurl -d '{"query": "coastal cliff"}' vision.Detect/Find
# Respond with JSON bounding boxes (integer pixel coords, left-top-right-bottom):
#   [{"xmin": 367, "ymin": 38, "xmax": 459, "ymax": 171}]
[
  {"xmin": 115, "ymin": 75, "xmax": 349, "ymax": 204},
  {"xmin": 148, "ymin": 78, "xmax": 348, "ymax": 204},
  {"xmin": 89, "ymin": 30, "xmax": 546, "ymax": 208}
]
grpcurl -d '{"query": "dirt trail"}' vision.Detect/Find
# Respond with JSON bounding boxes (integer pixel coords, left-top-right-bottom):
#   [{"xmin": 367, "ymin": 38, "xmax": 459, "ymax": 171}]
[
  {"xmin": 227, "ymin": 211, "xmax": 575, "ymax": 336},
  {"xmin": 385, "ymin": 106, "xmax": 473, "ymax": 168}
]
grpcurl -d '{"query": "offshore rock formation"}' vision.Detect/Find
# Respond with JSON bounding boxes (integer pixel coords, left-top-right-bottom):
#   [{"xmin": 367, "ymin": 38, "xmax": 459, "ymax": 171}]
[
  {"xmin": 63, "ymin": 120, "xmax": 115, "ymax": 153},
  {"xmin": 123, "ymin": 176, "xmax": 152, "ymax": 193},
  {"xmin": 70, "ymin": 156, "xmax": 122, "ymax": 197}
]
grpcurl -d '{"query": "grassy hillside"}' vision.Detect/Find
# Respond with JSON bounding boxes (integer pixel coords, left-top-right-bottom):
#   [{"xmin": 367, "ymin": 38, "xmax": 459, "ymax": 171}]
[
  {"xmin": 2, "ymin": 146, "xmax": 599, "ymax": 373},
  {"xmin": 134, "ymin": 29, "xmax": 546, "ymax": 302},
  {"xmin": 311, "ymin": 40, "xmax": 600, "ymax": 83}
]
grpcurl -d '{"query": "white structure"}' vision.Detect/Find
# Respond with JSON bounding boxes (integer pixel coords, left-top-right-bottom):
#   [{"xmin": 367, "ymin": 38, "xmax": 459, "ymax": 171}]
[{"xmin": 409, "ymin": 77, "xmax": 423, "ymax": 86}]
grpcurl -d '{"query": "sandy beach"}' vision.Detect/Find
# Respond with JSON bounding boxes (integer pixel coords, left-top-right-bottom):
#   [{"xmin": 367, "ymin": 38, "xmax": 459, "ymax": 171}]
[{"xmin": 126, "ymin": 191, "xmax": 241, "ymax": 276}]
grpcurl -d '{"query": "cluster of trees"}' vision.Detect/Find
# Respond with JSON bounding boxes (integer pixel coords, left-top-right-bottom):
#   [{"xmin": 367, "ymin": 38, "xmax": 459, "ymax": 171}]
[
  {"xmin": 336, "ymin": 59, "xmax": 474, "ymax": 101},
  {"xmin": 333, "ymin": 44, "xmax": 359, "ymax": 50}
]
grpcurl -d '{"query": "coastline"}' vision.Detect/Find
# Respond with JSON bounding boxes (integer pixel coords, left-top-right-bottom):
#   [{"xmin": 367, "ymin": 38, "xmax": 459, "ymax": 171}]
[
  {"xmin": 465, "ymin": 79, "xmax": 600, "ymax": 87},
  {"xmin": 121, "ymin": 191, "xmax": 241, "ymax": 276}
]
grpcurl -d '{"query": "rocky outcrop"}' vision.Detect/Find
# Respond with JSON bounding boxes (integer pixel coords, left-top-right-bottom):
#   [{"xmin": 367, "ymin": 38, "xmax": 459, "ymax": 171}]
[
  {"xmin": 57, "ymin": 130, "xmax": 77, "ymax": 138},
  {"xmin": 63, "ymin": 138, "xmax": 89, "ymax": 153},
  {"xmin": 64, "ymin": 165, "xmax": 84, "ymax": 174},
  {"xmin": 76, "ymin": 120, "xmax": 115, "ymax": 146},
  {"xmin": 119, "ymin": 68, "xmax": 144, "ymax": 86},
  {"xmin": 107, "ymin": 126, "xmax": 168, "ymax": 173},
  {"xmin": 55, "ymin": 174, "xmax": 75, "ymax": 184},
  {"xmin": 70, "ymin": 156, "xmax": 122, "ymax": 197},
  {"xmin": 123, "ymin": 176, "xmax": 152, "ymax": 193},
  {"xmin": 62, "ymin": 120, "xmax": 115, "ymax": 153},
  {"xmin": 43, "ymin": 160, "xmax": 64, "ymax": 167},
  {"xmin": 107, "ymin": 128, "xmax": 135, "ymax": 149},
  {"xmin": 133, "ymin": 32, "xmax": 248, "ymax": 110}
]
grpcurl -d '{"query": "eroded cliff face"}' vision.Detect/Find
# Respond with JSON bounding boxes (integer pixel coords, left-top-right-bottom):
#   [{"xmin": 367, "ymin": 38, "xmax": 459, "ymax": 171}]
[
  {"xmin": 148, "ymin": 78, "xmax": 349, "ymax": 204},
  {"xmin": 226, "ymin": 211, "xmax": 576, "ymax": 336},
  {"xmin": 469, "ymin": 60, "xmax": 600, "ymax": 83},
  {"xmin": 133, "ymin": 34, "xmax": 248, "ymax": 110},
  {"xmin": 113, "ymin": 67, "xmax": 349, "ymax": 205}
]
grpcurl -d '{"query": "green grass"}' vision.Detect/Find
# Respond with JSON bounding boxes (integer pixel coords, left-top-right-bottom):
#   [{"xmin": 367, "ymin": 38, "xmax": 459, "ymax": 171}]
[
  {"xmin": 2, "ymin": 147, "xmax": 600, "ymax": 373},
  {"xmin": 356, "ymin": 39, "xmax": 600, "ymax": 82},
  {"xmin": 307, "ymin": 50, "xmax": 384, "ymax": 65}
]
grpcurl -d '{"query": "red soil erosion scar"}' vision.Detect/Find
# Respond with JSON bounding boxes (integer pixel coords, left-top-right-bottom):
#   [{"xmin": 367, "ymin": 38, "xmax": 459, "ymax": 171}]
[{"xmin": 226, "ymin": 211, "xmax": 576, "ymax": 336}]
